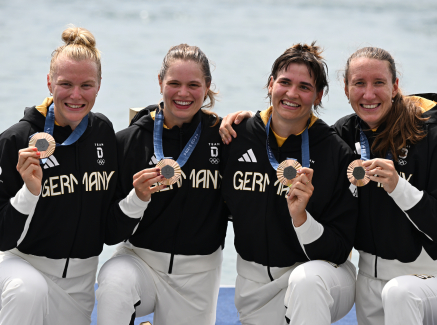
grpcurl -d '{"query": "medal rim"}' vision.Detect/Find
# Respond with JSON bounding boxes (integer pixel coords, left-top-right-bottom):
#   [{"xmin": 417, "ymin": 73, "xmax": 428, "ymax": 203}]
[
  {"xmin": 277, "ymin": 160, "xmax": 302, "ymax": 186},
  {"xmin": 156, "ymin": 158, "xmax": 182, "ymax": 186},
  {"xmin": 347, "ymin": 159, "xmax": 370, "ymax": 187},
  {"xmin": 29, "ymin": 132, "xmax": 56, "ymax": 159}
]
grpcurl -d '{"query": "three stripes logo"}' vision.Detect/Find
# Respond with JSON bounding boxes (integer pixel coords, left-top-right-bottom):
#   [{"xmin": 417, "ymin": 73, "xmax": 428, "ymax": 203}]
[
  {"xmin": 43, "ymin": 155, "xmax": 60, "ymax": 169},
  {"xmin": 149, "ymin": 154, "xmax": 158, "ymax": 166},
  {"xmin": 238, "ymin": 149, "xmax": 257, "ymax": 163}
]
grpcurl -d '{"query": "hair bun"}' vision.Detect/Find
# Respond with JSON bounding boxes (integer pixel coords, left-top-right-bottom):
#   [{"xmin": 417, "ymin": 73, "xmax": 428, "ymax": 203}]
[
  {"xmin": 61, "ymin": 26, "xmax": 96, "ymax": 48},
  {"xmin": 291, "ymin": 41, "xmax": 324, "ymax": 59}
]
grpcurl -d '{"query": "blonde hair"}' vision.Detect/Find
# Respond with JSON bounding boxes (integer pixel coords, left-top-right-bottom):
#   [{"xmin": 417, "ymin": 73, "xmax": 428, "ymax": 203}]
[
  {"xmin": 50, "ymin": 26, "xmax": 101, "ymax": 80},
  {"xmin": 160, "ymin": 44, "xmax": 219, "ymax": 126}
]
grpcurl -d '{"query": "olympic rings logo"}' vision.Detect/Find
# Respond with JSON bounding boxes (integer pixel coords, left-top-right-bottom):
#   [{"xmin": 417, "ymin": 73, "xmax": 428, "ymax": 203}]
[
  {"xmin": 209, "ymin": 158, "xmax": 220, "ymax": 164},
  {"xmin": 97, "ymin": 159, "xmax": 105, "ymax": 165}
]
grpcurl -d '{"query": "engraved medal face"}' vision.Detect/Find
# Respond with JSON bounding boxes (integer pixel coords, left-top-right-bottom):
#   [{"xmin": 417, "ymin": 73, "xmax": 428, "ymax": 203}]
[
  {"xmin": 156, "ymin": 158, "xmax": 181, "ymax": 185},
  {"xmin": 347, "ymin": 159, "xmax": 370, "ymax": 187},
  {"xmin": 29, "ymin": 133, "xmax": 56, "ymax": 158},
  {"xmin": 277, "ymin": 160, "xmax": 302, "ymax": 186}
]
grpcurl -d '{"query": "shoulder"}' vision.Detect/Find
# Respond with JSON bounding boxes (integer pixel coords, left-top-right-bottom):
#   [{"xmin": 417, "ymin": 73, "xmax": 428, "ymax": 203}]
[
  {"xmin": 90, "ymin": 112, "xmax": 114, "ymax": 131},
  {"xmin": 333, "ymin": 113, "xmax": 357, "ymax": 131},
  {"xmin": 0, "ymin": 121, "xmax": 32, "ymax": 146},
  {"xmin": 201, "ymin": 110, "xmax": 222, "ymax": 129}
]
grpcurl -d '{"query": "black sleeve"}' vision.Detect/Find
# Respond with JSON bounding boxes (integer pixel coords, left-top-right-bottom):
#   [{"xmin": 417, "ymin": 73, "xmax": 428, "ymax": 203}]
[
  {"xmin": 0, "ymin": 128, "xmax": 38, "ymax": 251},
  {"xmin": 299, "ymin": 141, "xmax": 358, "ymax": 264}
]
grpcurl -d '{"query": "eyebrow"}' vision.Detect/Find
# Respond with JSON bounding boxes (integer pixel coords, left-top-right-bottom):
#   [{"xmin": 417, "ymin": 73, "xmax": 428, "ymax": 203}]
[
  {"xmin": 57, "ymin": 79, "xmax": 97, "ymax": 84},
  {"xmin": 279, "ymin": 77, "xmax": 314, "ymax": 89}
]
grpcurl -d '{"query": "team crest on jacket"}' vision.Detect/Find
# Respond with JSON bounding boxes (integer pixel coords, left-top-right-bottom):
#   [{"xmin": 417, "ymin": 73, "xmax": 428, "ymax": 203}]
[
  {"xmin": 95, "ymin": 143, "xmax": 105, "ymax": 166},
  {"xmin": 209, "ymin": 143, "xmax": 220, "ymax": 164}
]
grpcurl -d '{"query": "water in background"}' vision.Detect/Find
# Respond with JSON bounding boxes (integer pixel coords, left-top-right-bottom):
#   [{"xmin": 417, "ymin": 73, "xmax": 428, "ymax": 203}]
[{"xmin": 1, "ymin": 0, "xmax": 436, "ymax": 284}]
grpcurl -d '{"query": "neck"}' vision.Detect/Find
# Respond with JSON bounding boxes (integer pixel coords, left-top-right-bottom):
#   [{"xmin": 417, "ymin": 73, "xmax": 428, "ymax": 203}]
[
  {"xmin": 162, "ymin": 109, "xmax": 195, "ymax": 129},
  {"xmin": 270, "ymin": 110, "xmax": 309, "ymax": 138},
  {"xmin": 53, "ymin": 107, "xmax": 80, "ymax": 130}
]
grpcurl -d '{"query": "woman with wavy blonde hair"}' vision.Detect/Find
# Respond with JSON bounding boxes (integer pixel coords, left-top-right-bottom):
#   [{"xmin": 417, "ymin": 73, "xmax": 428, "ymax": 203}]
[{"xmin": 0, "ymin": 27, "xmax": 154, "ymax": 325}]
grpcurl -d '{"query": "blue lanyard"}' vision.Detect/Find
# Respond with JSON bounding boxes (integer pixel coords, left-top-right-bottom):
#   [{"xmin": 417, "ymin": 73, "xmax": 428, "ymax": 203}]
[
  {"xmin": 153, "ymin": 108, "xmax": 202, "ymax": 167},
  {"xmin": 36, "ymin": 103, "xmax": 88, "ymax": 164},
  {"xmin": 265, "ymin": 115, "xmax": 310, "ymax": 170},
  {"xmin": 358, "ymin": 121, "xmax": 393, "ymax": 161}
]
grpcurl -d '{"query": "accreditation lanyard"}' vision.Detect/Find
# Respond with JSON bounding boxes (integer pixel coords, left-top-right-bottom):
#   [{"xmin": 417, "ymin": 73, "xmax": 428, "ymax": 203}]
[
  {"xmin": 358, "ymin": 121, "xmax": 393, "ymax": 161},
  {"xmin": 38, "ymin": 103, "xmax": 88, "ymax": 164},
  {"xmin": 153, "ymin": 108, "xmax": 202, "ymax": 167},
  {"xmin": 265, "ymin": 115, "xmax": 310, "ymax": 170}
]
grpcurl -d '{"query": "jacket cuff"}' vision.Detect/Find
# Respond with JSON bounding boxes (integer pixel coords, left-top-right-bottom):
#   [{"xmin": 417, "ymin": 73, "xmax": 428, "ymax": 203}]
[
  {"xmin": 119, "ymin": 188, "xmax": 150, "ymax": 219},
  {"xmin": 293, "ymin": 211, "xmax": 324, "ymax": 245},
  {"xmin": 10, "ymin": 184, "xmax": 40, "ymax": 215},
  {"xmin": 389, "ymin": 177, "xmax": 423, "ymax": 211}
]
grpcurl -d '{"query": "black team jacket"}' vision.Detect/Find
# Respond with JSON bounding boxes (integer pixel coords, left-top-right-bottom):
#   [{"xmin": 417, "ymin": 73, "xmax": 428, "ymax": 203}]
[
  {"xmin": 0, "ymin": 98, "xmax": 141, "ymax": 278},
  {"xmin": 221, "ymin": 109, "xmax": 358, "ymax": 279},
  {"xmin": 116, "ymin": 105, "xmax": 228, "ymax": 274}
]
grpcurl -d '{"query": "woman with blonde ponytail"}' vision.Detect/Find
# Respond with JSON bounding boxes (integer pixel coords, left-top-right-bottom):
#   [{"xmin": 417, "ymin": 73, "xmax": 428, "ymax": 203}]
[
  {"xmin": 221, "ymin": 43, "xmax": 358, "ymax": 324},
  {"xmin": 334, "ymin": 47, "xmax": 437, "ymax": 325},
  {"xmin": 0, "ymin": 27, "xmax": 153, "ymax": 325},
  {"xmin": 96, "ymin": 44, "xmax": 229, "ymax": 325}
]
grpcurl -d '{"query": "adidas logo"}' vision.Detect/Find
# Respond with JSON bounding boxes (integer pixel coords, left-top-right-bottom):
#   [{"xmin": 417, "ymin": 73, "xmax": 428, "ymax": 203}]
[
  {"xmin": 149, "ymin": 154, "xmax": 158, "ymax": 166},
  {"xmin": 238, "ymin": 149, "xmax": 257, "ymax": 163},
  {"xmin": 43, "ymin": 155, "xmax": 60, "ymax": 169}
]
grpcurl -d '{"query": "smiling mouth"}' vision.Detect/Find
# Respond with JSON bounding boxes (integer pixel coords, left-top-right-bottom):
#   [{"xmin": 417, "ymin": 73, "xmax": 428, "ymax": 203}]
[
  {"xmin": 360, "ymin": 104, "xmax": 380, "ymax": 109},
  {"xmin": 65, "ymin": 103, "xmax": 85, "ymax": 109},
  {"xmin": 174, "ymin": 100, "xmax": 193, "ymax": 108},
  {"xmin": 282, "ymin": 100, "xmax": 300, "ymax": 108}
]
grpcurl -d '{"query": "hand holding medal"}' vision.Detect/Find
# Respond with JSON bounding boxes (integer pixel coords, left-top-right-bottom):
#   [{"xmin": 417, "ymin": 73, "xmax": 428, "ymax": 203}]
[
  {"xmin": 16, "ymin": 147, "xmax": 43, "ymax": 196},
  {"xmin": 286, "ymin": 167, "xmax": 314, "ymax": 227},
  {"xmin": 361, "ymin": 159, "xmax": 399, "ymax": 193},
  {"xmin": 133, "ymin": 167, "xmax": 167, "ymax": 202},
  {"xmin": 347, "ymin": 121, "xmax": 395, "ymax": 188}
]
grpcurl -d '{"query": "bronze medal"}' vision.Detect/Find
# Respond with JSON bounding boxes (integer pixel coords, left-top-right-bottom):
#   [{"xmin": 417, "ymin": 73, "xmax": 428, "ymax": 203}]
[
  {"xmin": 156, "ymin": 158, "xmax": 182, "ymax": 185},
  {"xmin": 347, "ymin": 159, "xmax": 370, "ymax": 187},
  {"xmin": 277, "ymin": 160, "xmax": 302, "ymax": 186},
  {"xmin": 29, "ymin": 133, "xmax": 56, "ymax": 158}
]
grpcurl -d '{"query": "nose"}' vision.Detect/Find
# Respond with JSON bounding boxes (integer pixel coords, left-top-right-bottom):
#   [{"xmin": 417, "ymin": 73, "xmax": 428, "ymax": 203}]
[
  {"xmin": 286, "ymin": 85, "xmax": 299, "ymax": 98},
  {"xmin": 363, "ymin": 84, "xmax": 376, "ymax": 100},
  {"xmin": 70, "ymin": 86, "xmax": 82, "ymax": 100},
  {"xmin": 178, "ymin": 86, "xmax": 189, "ymax": 97}
]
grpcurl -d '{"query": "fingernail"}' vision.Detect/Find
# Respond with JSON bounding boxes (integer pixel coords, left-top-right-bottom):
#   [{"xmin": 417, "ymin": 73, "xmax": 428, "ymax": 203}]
[
  {"xmin": 156, "ymin": 168, "xmax": 160, "ymax": 171},
  {"xmin": 36, "ymin": 152, "xmax": 40, "ymax": 156},
  {"xmin": 297, "ymin": 169, "xmax": 302, "ymax": 173},
  {"xmin": 33, "ymin": 147, "xmax": 38, "ymax": 151},
  {"xmin": 235, "ymin": 119, "xmax": 239, "ymax": 123},
  {"xmin": 160, "ymin": 175, "xmax": 165, "ymax": 179}
]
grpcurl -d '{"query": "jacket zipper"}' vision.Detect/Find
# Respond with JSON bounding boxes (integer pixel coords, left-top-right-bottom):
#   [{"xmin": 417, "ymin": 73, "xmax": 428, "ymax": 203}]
[
  {"xmin": 62, "ymin": 142, "xmax": 82, "ymax": 278},
  {"xmin": 167, "ymin": 128, "xmax": 184, "ymax": 274}
]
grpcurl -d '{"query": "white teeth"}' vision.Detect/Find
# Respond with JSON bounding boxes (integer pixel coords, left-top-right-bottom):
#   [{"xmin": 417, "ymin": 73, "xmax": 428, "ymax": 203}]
[
  {"xmin": 175, "ymin": 101, "xmax": 191, "ymax": 106},
  {"xmin": 66, "ymin": 104, "xmax": 82, "ymax": 108},
  {"xmin": 362, "ymin": 104, "xmax": 378, "ymax": 109},
  {"xmin": 283, "ymin": 100, "xmax": 299, "ymax": 107}
]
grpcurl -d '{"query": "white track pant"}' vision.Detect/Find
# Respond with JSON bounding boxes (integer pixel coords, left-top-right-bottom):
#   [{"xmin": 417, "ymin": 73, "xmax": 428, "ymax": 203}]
[
  {"xmin": 96, "ymin": 246, "xmax": 221, "ymax": 325},
  {"xmin": 356, "ymin": 271, "xmax": 437, "ymax": 325},
  {"xmin": 0, "ymin": 252, "xmax": 95, "ymax": 325},
  {"xmin": 284, "ymin": 260, "xmax": 356, "ymax": 325},
  {"xmin": 235, "ymin": 259, "xmax": 356, "ymax": 325}
]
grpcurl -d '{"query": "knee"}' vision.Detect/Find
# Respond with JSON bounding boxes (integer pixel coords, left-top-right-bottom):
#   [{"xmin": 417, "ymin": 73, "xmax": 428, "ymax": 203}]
[
  {"xmin": 288, "ymin": 265, "xmax": 327, "ymax": 295},
  {"xmin": 97, "ymin": 257, "xmax": 138, "ymax": 297},
  {"xmin": 382, "ymin": 277, "xmax": 416, "ymax": 308},
  {"xmin": 3, "ymin": 276, "xmax": 48, "ymax": 305}
]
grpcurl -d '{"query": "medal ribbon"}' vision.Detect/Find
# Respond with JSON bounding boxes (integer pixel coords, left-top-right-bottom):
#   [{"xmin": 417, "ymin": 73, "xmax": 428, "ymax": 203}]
[
  {"xmin": 153, "ymin": 108, "xmax": 202, "ymax": 167},
  {"xmin": 34, "ymin": 102, "xmax": 88, "ymax": 164},
  {"xmin": 358, "ymin": 121, "xmax": 393, "ymax": 161},
  {"xmin": 265, "ymin": 115, "xmax": 310, "ymax": 170}
]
